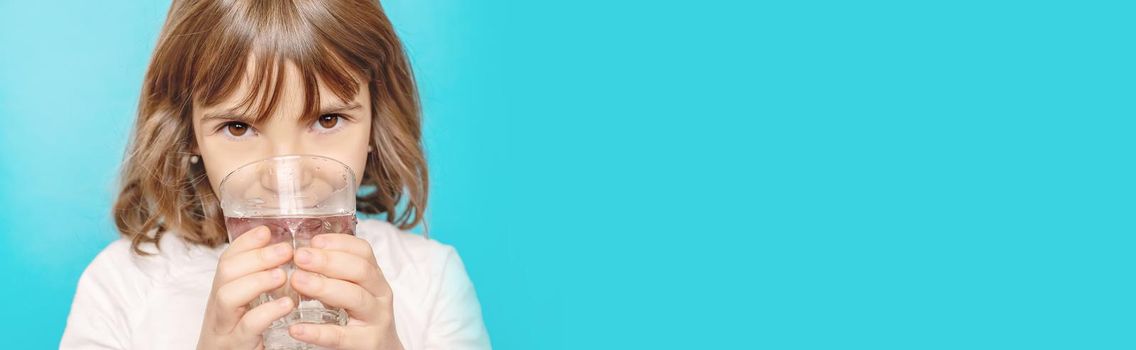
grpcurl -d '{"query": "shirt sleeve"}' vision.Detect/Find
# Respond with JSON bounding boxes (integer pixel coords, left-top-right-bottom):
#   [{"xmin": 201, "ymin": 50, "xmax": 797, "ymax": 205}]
[
  {"xmin": 423, "ymin": 246, "xmax": 492, "ymax": 350},
  {"xmin": 60, "ymin": 241, "xmax": 141, "ymax": 349}
]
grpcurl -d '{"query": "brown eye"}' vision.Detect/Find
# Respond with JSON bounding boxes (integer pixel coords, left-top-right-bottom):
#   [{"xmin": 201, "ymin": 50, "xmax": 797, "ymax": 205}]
[
  {"xmin": 317, "ymin": 114, "xmax": 340, "ymax": 129},
  {"xmin": 225, "ymin": 122, "xmax": 249, "ymax": 136}
]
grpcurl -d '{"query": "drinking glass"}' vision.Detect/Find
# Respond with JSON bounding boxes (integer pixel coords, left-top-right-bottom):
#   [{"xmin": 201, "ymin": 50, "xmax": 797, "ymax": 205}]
[{"xmin": 219, "ymin": 154, "xmax": 358, "ymax": 350}]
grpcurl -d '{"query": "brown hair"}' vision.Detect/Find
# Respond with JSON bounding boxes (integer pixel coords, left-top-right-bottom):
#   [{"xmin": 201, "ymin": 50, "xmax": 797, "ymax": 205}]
[{"xmin": 114, "ymin": 0, "xmax": 428, "ymax": 254}]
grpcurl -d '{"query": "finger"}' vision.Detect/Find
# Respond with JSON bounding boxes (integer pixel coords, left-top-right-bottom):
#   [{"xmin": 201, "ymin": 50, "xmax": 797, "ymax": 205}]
[
  {"xmin": 232, "ymin": 296, "xmax": 294, "ymax": 346},
  {"xmin": 221, "ymin": 226, "xmax": 272, "ymax": 259},
  {"xmin": 288, "ymin": 323, "xmax": 372, "ymax": 350},
  {"xmin": 310, "ymin": 234, "xmax": 377, "ymax": 264},
  {"xmin": 213, "ymin": 268, "xmax": 287, "ymax": 331},
  {"xmin": 215, "ymin": 241, "xmax": 293, "ymax": 285},
  {"xmin": 291, "ymin": 270, "xmax": 382, "ymax": 322},
  {"xmin": 294, "ymin": 248, "xmax": 389, "ymax": 298}
]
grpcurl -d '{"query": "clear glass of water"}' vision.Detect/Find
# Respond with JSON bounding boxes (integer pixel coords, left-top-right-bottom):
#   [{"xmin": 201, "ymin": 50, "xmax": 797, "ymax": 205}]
[{"xmin": 218, "ymin": 154, "xmax": 358, "ymax": 350}]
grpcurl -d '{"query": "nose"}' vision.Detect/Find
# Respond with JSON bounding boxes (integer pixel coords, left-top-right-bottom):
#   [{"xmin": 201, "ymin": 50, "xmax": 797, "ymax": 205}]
[
  {"xmin": 268, "ymin": 134, "xmax": 302, "ymax": 159},
  {"xmin": 256, "ymin": 156, "xmax": 315, "ymax": 201}
]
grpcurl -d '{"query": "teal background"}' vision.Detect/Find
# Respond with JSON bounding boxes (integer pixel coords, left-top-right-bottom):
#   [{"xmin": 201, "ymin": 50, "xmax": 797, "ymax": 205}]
[{"xmin": 1, "ymin": 0, "xmax": 1134, "ymax": 348}]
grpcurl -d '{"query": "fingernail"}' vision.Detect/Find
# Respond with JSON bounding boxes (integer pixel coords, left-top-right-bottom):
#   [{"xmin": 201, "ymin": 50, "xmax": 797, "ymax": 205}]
[
  {"xmin": 311, "ymin": 236, "xmax": 325, "ymax": 248},
  {"xmin": 272, "ymin": 268, "xmax": 284, "ymax": 281},
  {"xmin": 292, "ymin": 324, "xmax": 306, "ymax": 336},
  {"xmin": 276, "ymin": 297, "xmax": 291, "ymax": 306},
  {"xmin": 295, "ymin": 249, "xmax": 311, "ymax": 264}
]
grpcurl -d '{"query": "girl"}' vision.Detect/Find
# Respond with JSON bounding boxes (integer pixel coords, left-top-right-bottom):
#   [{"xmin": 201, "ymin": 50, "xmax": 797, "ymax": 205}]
[{"xmin": 60, "ymin": 0, "xmax": 491, "ymax": 349}]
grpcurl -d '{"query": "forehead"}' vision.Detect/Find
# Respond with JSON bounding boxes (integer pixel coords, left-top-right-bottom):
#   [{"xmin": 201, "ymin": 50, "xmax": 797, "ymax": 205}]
[{"xmin": 194, "ymin": 54, "xmax": 366, "ymax": 123}]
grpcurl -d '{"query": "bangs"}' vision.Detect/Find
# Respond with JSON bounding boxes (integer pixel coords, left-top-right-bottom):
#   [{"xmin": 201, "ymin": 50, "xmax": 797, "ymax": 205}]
[{"xmin": 180, "ymin": 0, "xmax": 373, "ymax": 123}]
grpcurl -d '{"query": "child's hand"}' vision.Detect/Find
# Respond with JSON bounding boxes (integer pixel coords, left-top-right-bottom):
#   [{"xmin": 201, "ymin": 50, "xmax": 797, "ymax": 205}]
[
  {"xmin": 197, "ymin": 226, "xmax": 295, "ymax": 350},
  {"xmin": 287, "ymin": 234, "xmax": 404, "ymax": 350}
]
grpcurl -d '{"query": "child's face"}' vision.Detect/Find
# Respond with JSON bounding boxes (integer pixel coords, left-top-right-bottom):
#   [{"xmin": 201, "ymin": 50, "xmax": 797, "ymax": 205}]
[{"xmin": 191, "ymin": 60, "xmax": 372, "ymax": 197}]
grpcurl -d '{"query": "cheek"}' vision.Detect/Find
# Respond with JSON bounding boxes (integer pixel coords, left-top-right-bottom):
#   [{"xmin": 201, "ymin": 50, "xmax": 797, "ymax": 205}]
[
  {"xmin": 301, "ymin": 124, "xmax": 370, "ymax": 187},
  {"xmin": 194, "ymin": 137, "xmax": 264, "ymax": 196},
  {"xmin": 341, "ymin": 129, "xmax": 371, "ymax": 187},
  {"xmin": 325, "ymin": 117, "xmax": 372, "ymax": 186},
  {"xmin": 200, "ymin": 149, "xmax": 253, "ymax": 196}
]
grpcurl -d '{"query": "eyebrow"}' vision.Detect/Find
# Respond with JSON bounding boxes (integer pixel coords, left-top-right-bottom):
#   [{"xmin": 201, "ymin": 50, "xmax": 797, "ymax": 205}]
[{"xmin": 201, "ymin": 101, "xmax": 362, "ymax": 123}]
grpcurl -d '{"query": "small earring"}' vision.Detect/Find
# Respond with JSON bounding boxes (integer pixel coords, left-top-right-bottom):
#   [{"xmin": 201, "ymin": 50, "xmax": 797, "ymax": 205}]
[
  {"xmin": 189, "ymin": 154, "xmax": 200, "ymax": 164},
  {"xmin": 367, "ymin": 145, "xmax": 373, "ymax": 153}
]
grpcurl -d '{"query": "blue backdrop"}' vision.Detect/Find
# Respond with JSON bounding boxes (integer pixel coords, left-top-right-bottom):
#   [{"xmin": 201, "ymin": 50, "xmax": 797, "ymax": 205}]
[{"xmin": 2, "ymin": 0, "xmax": 1135, "ymax": 348}]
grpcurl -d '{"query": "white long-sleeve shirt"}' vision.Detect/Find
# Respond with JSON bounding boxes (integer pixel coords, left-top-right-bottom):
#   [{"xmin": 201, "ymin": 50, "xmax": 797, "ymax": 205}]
[{"xmin": 60, "ymin": 218, "xmax": 491, "ymax": 349}]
